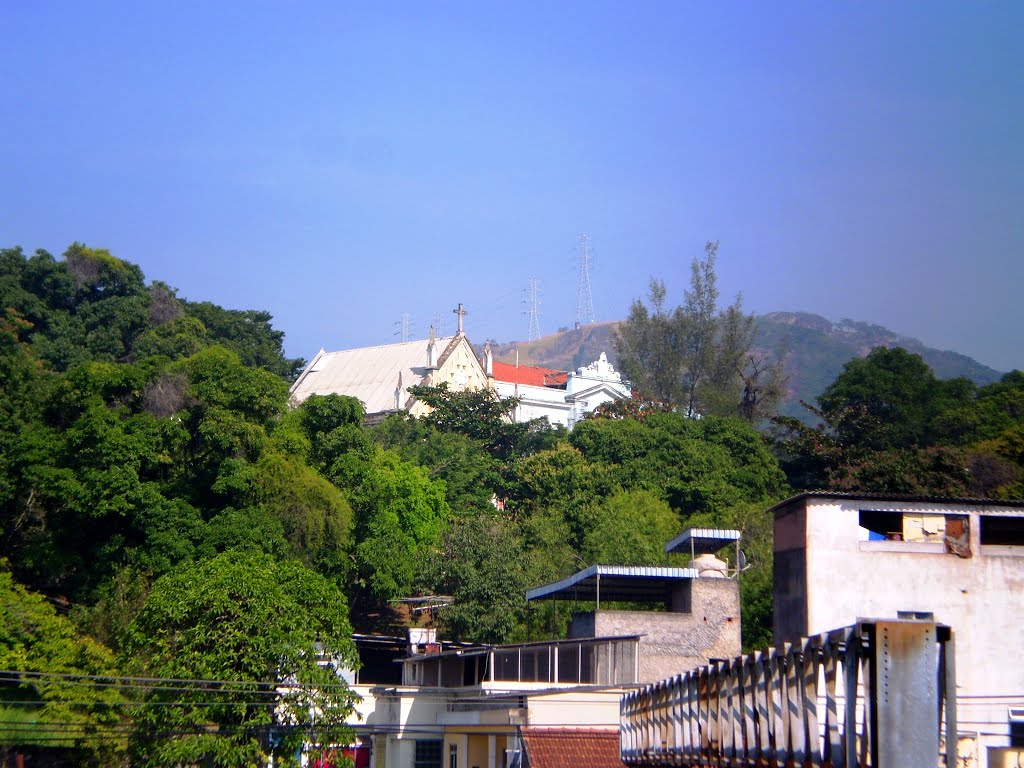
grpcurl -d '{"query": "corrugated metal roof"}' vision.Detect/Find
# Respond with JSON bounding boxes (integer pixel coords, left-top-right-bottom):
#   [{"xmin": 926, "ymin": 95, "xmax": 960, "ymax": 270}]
[
  {"xmin": 526, "ymin": 564, "xmax": 698, "ymax": 602},
  {"xmin": 767, "ymin": 491, "xmax": 1024, "ymax": 516},
  {"xmin": 289, "ymin": 336, "xmax": 458, "ymax": 415},
  {"xmin": 665, "ymin": 527, "xmax": 741, "ymax": 555}
]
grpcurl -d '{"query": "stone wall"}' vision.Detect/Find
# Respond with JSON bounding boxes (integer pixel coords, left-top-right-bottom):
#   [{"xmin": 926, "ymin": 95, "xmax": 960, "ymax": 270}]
[{"xmin": 570, "ymin": 577, "xmax": 741, "ymax": 682}]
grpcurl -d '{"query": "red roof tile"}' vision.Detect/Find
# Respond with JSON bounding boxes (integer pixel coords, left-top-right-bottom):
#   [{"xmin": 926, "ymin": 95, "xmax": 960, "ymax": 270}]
[
  {"xmin": 519, "ymin": 727, "xmax": 625, "ymax": 768},
  {"xmin": 492, "ymin": 361, "xmax": 568, "ymax": 388}
]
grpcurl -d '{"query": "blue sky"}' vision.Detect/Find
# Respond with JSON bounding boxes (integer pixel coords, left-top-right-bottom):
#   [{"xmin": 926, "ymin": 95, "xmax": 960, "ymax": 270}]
[{"xmin": 2, "ymin": 2, "xmax": 1022, "ymax": 371}]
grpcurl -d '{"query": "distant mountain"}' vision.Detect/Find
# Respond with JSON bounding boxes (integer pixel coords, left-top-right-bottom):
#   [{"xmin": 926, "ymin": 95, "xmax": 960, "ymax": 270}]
[
  {"xmin": 481, "ymin": 313, "xmax": 1004, "ymax": 422},
  {"xmin": 755, "ymin": 312, "xmax": 1003, "ymax": 420}
]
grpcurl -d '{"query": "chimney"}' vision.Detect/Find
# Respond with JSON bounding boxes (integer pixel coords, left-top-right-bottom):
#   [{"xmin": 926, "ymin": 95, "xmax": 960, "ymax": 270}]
[
  {"xmin": 484, "ymin": 340, "xmax": 493, "ymax": 377},
  {"xmin": 395, "ymin": 371, "xmax": 404, "ymax": 411}
]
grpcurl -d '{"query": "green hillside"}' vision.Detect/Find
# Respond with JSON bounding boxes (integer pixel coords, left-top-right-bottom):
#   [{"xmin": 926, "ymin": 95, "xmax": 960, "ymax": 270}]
[{"xmin": 484, "ymin": 313, "xmax": 1003, "ymax": 421}]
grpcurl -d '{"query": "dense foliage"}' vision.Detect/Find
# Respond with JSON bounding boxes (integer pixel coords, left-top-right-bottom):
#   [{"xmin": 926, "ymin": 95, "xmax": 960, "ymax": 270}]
[
  {"xmin": 122, "ymin": 551, "xmax": 358, "ymax": 767},
  {"xmin": 772, "ymin": 347, "xmax": 1024, "ymax": 497}
]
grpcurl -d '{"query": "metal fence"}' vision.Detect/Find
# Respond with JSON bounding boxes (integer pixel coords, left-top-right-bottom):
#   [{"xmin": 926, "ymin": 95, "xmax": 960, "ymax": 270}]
[{"xmin": 620, "ymin": 620, "xmax": 956, "ymax": 768}]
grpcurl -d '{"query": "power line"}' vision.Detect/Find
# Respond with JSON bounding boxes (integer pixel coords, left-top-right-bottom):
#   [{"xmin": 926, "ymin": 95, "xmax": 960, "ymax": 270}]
[{"xmin": 394, "ymin": 312, "xmax": 413, "ymax": 342}]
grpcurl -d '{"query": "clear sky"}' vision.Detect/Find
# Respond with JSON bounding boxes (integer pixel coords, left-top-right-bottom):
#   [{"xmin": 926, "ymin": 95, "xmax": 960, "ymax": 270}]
[{"xmin": 2, "ymin": 2, "xmax": 1021, "ymax": 371}]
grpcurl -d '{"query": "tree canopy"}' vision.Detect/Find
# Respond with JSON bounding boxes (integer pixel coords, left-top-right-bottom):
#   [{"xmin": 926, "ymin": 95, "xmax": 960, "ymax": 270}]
[
  {"xmin": 613, "ymin": 241, "xmax": 785, "ymax": 421},
  {"xmin": 772, "ymin": 347, "xmax": 1024, "ymax": 498},
  {"xmin": 122, "ymin": 551, "xmax": 358, "ymax": 767}
]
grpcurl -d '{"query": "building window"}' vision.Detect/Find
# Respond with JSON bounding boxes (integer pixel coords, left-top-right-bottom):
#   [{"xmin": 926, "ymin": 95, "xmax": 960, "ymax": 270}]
[
  {"xmin": 415, "ymin": 740, "xmax": 443, "ymax": 768},
  {"xmin": 980, "ymin": 516, "xmax": 1024, "ymax": 548},
  {"xmin": 449, "ymin": 743, "xmax": 458, "ymax": 768},
  {"xmin": 859, "ymin": 510, "xmax": 905, "ymax": 540},
  {"xmin": 858, "ymin": 511, "xmax": 970, "ymax": 556}
]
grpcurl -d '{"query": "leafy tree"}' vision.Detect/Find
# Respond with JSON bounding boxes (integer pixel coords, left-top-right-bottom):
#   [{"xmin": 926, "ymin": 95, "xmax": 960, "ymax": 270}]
[
  {"xmin": 185, "ymin": 301, "xmax": 304, "ymax": 380},
  {"xmin": 121, "ymin": 551, "xmax": 358, "ymax": 768},
  {"xmin": 581, "ymin": 489, "xmax": 681, "ymax": 566},
  {"xmin": 407, "ymin": 383, "xmax": 562, "ymax": 462},
  {"xmin": 374, "ymin": 414, "xmax": 500, "ymax": 515},
  {"xmin": 770, "ymin": 348, "xmax": 986, "ymax": 495},
  {"xmin": 347, "ymin": 449, "xmax": 450, "ymax": 603},
  {"xmin": 570, "ymin": 412, "xmax": 787, "ymax": 516},
  {"xmin": 817, "ymin": 346, "xmax": 972, "ymax": 450},
  {"xmin": 0, "ymin": 567, "xmax": 127, "ymax": 765},
  {"xmin": 419, "ymin": 515, "xmax": 528, "ymax": 643},
  {"xmin": 614, "ymin": 241, "xmax": 785, "ymax": 420}
]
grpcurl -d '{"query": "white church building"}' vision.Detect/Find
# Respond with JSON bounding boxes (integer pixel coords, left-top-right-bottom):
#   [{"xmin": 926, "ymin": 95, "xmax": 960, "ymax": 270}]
[{"xmin": 484, "ymin": 347, "xmax": 631, "ymax": 429}]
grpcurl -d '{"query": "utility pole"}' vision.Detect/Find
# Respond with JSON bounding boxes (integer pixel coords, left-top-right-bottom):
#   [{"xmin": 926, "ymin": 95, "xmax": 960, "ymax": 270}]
[
  {"xmin": 394, "ymin": 313, "xmax": 412, "ymax": 342},
  {"xmin": 524, "ymin": 278, "xmax": 542, "ymax": 342},
  {"xmin": 576, "ymin": 234, "xmax": 595, "ymax": 328}
]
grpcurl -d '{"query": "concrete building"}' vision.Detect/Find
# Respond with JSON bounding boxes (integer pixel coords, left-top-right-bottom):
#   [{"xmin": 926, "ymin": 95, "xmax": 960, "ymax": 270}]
[
  {"xmin": 337, "ymin": 530, "xmax": 742, "ymax": 768},
  {"xmin": 486, "ymin": 351, "xmax": 631, "ymax": 429},
  {"xmin": 771, "ymin": 492, "xmax": 1024, "ymax": 768}
]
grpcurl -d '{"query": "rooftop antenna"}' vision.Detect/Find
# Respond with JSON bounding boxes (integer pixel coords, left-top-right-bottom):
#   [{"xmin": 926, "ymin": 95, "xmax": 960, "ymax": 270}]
[
  {"xmin": 575, "ymin": 234, "xmax": 595, "ymax": 328},
  {"xmin": 524, "ymin": 277, "xmax": 542, "ymax": 342},
  {"xmin": 394, "ymin": 312, "xmax": 412, "ymax": 343}
]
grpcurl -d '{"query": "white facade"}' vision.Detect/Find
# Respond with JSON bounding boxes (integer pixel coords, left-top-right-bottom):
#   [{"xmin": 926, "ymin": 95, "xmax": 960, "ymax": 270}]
[
  {"xmin": 489, "ymin": 352, "xmax": 631, "ymax": 429},
  {"xmin": 773, "ymin": 493, "xmax": 1024, "ymax": 768}
]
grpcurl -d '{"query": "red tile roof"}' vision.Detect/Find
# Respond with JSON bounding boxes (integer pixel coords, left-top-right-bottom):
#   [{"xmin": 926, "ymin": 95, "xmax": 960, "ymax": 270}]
[
  {"xmin": 492, "ymin": 361, "xmax": 568, "ymax": 388},
  {"xmin": 519, "ymin": 727, "xmax": 625, "ymax": 768}
]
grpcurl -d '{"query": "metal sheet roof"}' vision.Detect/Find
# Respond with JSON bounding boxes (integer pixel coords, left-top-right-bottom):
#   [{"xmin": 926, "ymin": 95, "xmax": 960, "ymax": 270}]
[
  {"xmin": 289, "ymin": 336, "xmax": 458, "ymax": 415},
  {"xmin": 766, "ymin": 491, "xmax": 1024, "ymax": 514},
  {"xmin": 665, "ymin": 527, "xmax": 741, "ymax": 555},
  {"xmin": 526, "ymin": 564, "xmax": 698, "ymax": 603}
]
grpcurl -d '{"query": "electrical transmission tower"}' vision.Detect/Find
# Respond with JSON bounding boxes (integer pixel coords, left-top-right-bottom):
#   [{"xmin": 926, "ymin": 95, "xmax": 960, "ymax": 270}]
[
  {"xmin": 524, "ymin": 278, "xmax": 542, "ymax": 342},
  {"xmin": 432, "ymin": 312, "xmax": 445, "ymax": 338},
  {"xmin": 394, "ymin": 313, "xmax": 412, "ymax": 342},
  {"xmin": 575, "ymin": 234, "xmax": 595, "ymax": 328}
]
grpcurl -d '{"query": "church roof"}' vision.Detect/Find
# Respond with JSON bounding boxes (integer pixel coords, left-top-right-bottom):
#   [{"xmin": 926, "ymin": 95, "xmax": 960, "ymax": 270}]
[
  {"xmin": 289, "ymin": 336, "xmax": 458, "ymax": 415},
  {"xmin": 492, "ymin": 361, "xmax": 567, "ymax": 388}
]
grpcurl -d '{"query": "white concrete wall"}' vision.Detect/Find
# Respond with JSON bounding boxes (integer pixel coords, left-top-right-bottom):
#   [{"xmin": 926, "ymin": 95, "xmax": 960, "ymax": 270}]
[
  {"xmin": 492, "ymin": 380, "xmax": 571, "ymax": 427},
  {"xmin": 794, "ymin": 498, "xmax": 1024, "ymax": 768},
  {"xmin": 526, "ymin": 689, "xmax": 623, "ymax": 726},
  {"xmin": 800, "ymin": 498, "xmax": 1023, "ymax": 698}
]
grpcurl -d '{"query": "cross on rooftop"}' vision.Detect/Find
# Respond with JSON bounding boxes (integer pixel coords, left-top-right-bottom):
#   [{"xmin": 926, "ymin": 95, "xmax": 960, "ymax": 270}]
[{"xmin": 453, "ymin": 303, "xmax": 468, "ymax": 334}]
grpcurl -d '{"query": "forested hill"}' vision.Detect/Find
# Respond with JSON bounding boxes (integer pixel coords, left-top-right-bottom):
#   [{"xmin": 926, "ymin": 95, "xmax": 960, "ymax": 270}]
[
  {"xmin": 485, "ymin": 313, "xmax": 1003, "ymax": 420},
  {"xmin": 0, "ymin": 244, "xmax": 304, "ymax": 379}
]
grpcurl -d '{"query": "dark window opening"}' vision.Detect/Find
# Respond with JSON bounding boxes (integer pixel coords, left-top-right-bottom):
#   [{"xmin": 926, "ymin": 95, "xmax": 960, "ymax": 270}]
[
  {"xmin": 462, "ymin": 655, "xmax": 483, "ymax": 686},
  {"xmin": 355, "ymin": 646, "xmax": 404, "ymax": 685},
  {"xmin": 1010, "ymin": 709, "xmax": 1024, "ymax": 747},
  {"xmin": 494, "ymin": 650, "xmax": 518, "ymax": 681},
  {"xmin": 415, "ymin": 740, "xmax": 443, "ymax": 768},
  {"xmin": 980, "ymin": 516, "xmax": 1024, "ymax": 546},
  {"xmin": 859, "ymin": 510, "xmax": 904, "ymax": 541},
  {"xmin": 449, "ymin": 743, "xmax": 458, "ymax": 768},
  {"xmin": 557, "ymin": 644, "xmax": 581, "ymax": 683}
]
